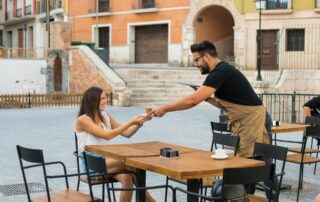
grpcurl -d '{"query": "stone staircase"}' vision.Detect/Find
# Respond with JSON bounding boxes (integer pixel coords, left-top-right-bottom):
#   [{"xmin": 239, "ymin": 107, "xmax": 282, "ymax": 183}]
[
  {"xmin": 113, "ymin": 65, "xmax": 280, "ymax": 106},
  {"xmin": 114, "ymin": 67, "xmax": 206, "ymax": 106}
]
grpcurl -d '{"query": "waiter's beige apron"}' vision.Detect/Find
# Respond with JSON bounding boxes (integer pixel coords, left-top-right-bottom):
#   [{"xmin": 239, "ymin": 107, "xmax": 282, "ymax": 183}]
[{"xmin": 213, "ymin": 97, "xmax": 270, "ymax": 157}]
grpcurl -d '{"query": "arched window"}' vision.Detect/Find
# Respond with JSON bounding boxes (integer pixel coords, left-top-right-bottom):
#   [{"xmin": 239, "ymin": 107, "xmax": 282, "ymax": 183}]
[{"xmin": 54, "ymin": 56, "xmax": 62, "ymax": 91}]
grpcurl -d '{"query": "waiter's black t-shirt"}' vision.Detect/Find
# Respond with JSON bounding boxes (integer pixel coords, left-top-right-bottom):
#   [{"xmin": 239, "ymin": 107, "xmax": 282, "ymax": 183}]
[
  {"xmin": 203, "ymin": 61, "xmax": 262, "ymax": 106},
  {"xmin": 304, "ymin": 96, "xmax": 320, "ymax": 116}
]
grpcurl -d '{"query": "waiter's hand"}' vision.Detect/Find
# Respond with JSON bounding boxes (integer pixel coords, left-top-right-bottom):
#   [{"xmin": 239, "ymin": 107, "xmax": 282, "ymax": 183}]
[{"xmin": 152, "ymin": 106, "xmax": 167, "ymax": 118}]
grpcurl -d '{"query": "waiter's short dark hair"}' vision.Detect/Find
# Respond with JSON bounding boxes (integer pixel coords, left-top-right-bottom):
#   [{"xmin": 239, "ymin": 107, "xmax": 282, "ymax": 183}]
[{"xmin": 190, "ymin": 40, "xmax": 218, "ymax": 57}]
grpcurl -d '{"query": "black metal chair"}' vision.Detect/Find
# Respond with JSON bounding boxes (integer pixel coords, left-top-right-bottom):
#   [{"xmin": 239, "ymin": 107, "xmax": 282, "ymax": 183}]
[
  {"xmin": 219, "ymin": 114, "xmax": 228, "ymax": 123},
  {"xmin": 16, "ymin": 145, "xmax": 95, "ymax": 202},
  {"xmin": 174, "ymin": 164, "xmax": 275, "ymax": 202},
  {"xmin": 73, "ymin": 133, "xmax": 118, "ymax": 201},
  {"xmin": 210, "ymin": 121, "xmax": 233, "ymax": 152},
  {"xmin": 83, "ymin": 151, "xmax": 176, "ymax": 202},
  {"xmin": 286, "ymin": 125, "xmax": 320, "ymax": 201},
  {"xmin": 164, "ymin": 132, "xmax": 239, "ymax": 202},
  {"xmin": 287, "ymin": 116, "xmax": 320, "ymax": 175},
  {"xmin": 252, "ymin": 142, "xmax": 288, "ymax": 202}
]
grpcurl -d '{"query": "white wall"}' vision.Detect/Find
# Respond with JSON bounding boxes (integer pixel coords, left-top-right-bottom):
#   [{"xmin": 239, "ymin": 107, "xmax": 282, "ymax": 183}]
[{"xmin": 0, "ymin": 59, "xmax": 47, "ymax": 93}]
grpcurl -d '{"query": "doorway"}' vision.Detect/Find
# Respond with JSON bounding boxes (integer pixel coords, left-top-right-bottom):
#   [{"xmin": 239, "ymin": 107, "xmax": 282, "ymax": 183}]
[
  {"xmin": 260, "ymin": 30, "xmax": 278, "ymax": 70},
  {"xmin": 135, "ymin": 24, "xmax": 168, "ymax": 63}
]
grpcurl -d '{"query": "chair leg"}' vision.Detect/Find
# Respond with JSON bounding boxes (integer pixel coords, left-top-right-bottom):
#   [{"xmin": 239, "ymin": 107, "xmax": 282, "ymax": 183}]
[
  {"xmin": 111, "ymin": 182, "xmax": 116, "ymax": 202},
  {"xmin": 76, "ymin": 177, "xmax": 80, "ymax": 191},
  {"xmin": 314, "ymin": 145, "xmax": 319, "ymax": 175},
  {"xmin": 164, "ymin": 177, "xmax": 169, "ymax": 202}
]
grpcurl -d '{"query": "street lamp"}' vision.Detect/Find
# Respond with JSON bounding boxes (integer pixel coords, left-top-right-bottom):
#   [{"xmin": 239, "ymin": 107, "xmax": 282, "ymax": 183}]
[{"xmin": 254, "ymin": 0, "xmax": 266, "ymax": 81}]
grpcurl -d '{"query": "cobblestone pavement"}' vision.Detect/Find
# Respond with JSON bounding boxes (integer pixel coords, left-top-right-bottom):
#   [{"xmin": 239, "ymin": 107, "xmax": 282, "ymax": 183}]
[{"xmin": 0, "ymin": 106, "xmax": 319, "ymax": 201}]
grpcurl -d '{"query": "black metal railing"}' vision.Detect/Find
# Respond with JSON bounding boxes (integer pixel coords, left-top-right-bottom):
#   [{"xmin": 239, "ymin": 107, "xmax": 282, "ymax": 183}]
[
  {"xmin": 266, "ymin": 0, "xmax": 288, "ymax": 9},
  {"xmin": 258, "ymin": 92, "xmax": 318, "ymax": 123},
  {"xmin": 98, "ymin": 0, "xmax": 110, "ymax": 12},
  {"xmin": 25, "ymin": 5, "xmax": 32, "ymax": 15},
  {"xmin": 16, "ymin": 8, "xmax": 22, "ymax": 17}
]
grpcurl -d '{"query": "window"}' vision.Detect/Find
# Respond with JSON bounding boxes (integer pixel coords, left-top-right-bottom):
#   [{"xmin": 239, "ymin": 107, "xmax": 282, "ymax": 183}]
[
  {"xmin": 0, "ymin": 0, "xmax": 2, "ymax": 10},
  {"xmin": 142, "ymin": 0, "xmax": 155, "ymax": 8},
  {"xmin": 286, "ymin": 29, "xmax": 304, "ymax": 51},
  {"xmin": 98, "ymin": 0, "xmax": 110, "ymax": 12},
  {"xmin": 267, "ymin": 0, "xmax": 288, "ymax": 9}
]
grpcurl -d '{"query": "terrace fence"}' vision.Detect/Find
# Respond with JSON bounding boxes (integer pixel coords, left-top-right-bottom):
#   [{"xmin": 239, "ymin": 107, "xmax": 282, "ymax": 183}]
[{"xmin": 0, "ymin": 93, "xmax": 113, "ymax": 109}]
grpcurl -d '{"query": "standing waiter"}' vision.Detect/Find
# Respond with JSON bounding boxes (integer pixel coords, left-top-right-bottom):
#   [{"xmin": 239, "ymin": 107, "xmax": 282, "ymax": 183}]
[{"xmin": 152, "ymin": 40, "xmax": 269, "ymax": 157}]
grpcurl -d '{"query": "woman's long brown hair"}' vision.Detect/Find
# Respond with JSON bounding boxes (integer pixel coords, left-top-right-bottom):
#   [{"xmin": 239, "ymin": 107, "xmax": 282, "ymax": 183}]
[{"xmin": 78, "ymin": 87, "xmax": 105, "ymax": 124}]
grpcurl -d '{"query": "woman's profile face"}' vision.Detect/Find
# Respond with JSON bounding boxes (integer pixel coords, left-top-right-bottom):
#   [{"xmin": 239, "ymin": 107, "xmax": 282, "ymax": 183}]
[{"xmin": 99, "ymin": 92, "xmax": 107, "ymax": 111}]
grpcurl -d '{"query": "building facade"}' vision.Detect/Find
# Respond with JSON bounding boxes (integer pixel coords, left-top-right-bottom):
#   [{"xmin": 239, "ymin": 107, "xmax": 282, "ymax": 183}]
[
  {"xmin": 0, "ymin": 0, "xmax": 66, "ymax": 59},
  {"xmin": 68, "ymin": 0, "xmax": 320, "ymax": 70}
]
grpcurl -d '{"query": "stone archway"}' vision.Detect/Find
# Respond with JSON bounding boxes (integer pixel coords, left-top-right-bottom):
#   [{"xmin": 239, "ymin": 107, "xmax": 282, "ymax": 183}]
[
  {"xmin": 195, "ymin": 5, "xmax": 234, "ymax": 60},
  {"xmin": 182, "ymin": 0, "xmax": 246, "ymax": 67}
]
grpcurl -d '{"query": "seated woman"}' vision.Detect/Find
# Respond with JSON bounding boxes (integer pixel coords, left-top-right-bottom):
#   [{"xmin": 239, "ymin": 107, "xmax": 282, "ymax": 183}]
[{"xmin": 75, "ymin": 86, "xmax": 153, "ymax": 202}]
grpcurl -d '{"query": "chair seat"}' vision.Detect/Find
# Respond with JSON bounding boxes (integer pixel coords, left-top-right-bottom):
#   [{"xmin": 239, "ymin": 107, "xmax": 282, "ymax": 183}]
[
  {"xmin": 32, "ymin": 189, "xmax": 99, "ymax": 202},
  {"xmin": 80, "ymin": 175, "xmax": 118, "ymax": 184},
  {"xmin": 248, "ymin": 194, "xmax": 268, "ymax": 202},
  {"xmin": 288, "ymin": 147, "xmax": 320, "ymax": 153},
  {"xmin": 286, "ymin": 154, "xmax": 320, "ymax": 164}
]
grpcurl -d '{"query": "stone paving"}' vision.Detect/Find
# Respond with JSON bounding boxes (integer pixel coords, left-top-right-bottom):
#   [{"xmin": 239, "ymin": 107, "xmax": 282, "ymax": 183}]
[{"xmin": 0, "ymin": 106, "xmax": 319, "ymax": 201}]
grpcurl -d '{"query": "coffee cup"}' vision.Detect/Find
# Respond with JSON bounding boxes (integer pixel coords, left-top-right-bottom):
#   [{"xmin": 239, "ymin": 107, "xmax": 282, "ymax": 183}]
[
  {"xmin": 145, "ymin": 107, "xmax": 153, "ymax": 114},
  {"xmin": 215, "ymin": 149, "xmax": 226, "ymax": 156},
  {"xmin": 272, "ymin": 120, "xmax": 280, "ymax": 126}
]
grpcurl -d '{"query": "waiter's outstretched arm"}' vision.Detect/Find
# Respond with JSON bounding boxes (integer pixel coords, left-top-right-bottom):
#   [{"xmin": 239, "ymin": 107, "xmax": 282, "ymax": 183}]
[{"xmin": 153, "ymin": 86, "xmax": 215, "ymax": 117}]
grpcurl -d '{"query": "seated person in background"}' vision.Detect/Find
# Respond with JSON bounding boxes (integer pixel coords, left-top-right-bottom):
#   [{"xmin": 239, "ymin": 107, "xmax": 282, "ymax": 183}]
[
  {"xmin": 303, "ymin": 96, "xmax": 320, "ymax": 117},
  {"xmin": 75, "ymin": 86, "xmax": 153, "ymax": 202}
]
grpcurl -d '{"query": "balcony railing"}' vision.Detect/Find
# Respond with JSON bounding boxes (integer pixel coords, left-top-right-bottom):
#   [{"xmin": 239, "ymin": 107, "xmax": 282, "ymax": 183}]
[
  {"xmin": 132, "ymin": 0, "xmax": 157, "ymax": 10},
  {"xmin": 98, "ymin": 0, "xmax": 110, "ymax": 12},
  {"xmin": 266, "ymin": 0, "xmax": 288, "ymax": 9},
  {"xmin": 25, "ymin": 5, "xmax": 32, "ymax": 15},
  {"xmin": 5, "ymin": 11, "xmax": 13, "ymax": 20},
  {"xmin": 36, "ymin": 0, "xmax": 63, "ymax": 14},
  {"xmin": 16, "ymin": 8, "xmax": 23, "ymax": 17}
]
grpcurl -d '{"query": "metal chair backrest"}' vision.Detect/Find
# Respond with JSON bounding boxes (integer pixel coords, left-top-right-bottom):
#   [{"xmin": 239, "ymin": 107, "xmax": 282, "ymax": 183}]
[
  {"xmin": 210, "ymin": 121, "xmax": 235, "ymax": 153},
  {"xmin": 253, "ymin": 142, "xmax": 288, "ymax": 202},
  {"xmin": 212, "ymin": 133, "xmax": 240, "ymax": 156},
  {"xmin": 83, "ymin": 152, "xmax": 111, "ymax": 202},
  {"xmin": 222, "ymin": 164, "xmax": 275, "ymax": 201},
  {"xmin": 16, "ymin": 145, "xmax": 50, "ymax": 202},
  {"xmin": 305, "ymin": 116, "xmax": 320, "ymax": 126}
]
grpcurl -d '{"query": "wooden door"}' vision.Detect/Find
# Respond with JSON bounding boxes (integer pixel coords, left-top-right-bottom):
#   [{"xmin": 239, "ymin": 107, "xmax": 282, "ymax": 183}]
[
  {"xmin": 260, "ymin": 30, "xmax": 278, "ymax": 70},
  {"xmin": 18, "ymin": 28, "xmax": 23, "ymax": 57},
  {"xmin": 135, "ymin": 24, "xmax": 168, "ymax": 63}
]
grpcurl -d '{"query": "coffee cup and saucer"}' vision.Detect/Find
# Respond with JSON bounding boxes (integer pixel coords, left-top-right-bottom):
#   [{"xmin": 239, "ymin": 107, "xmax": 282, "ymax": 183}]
[{"xmin": 211, "ymin": 149, "xmax": 228, "ymax": 160}]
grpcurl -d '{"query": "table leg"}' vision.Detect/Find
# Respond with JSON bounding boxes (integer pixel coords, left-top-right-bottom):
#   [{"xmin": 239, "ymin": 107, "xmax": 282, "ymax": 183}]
[
  {"xmin": 136, "ymin": 169, "xmax": 146, "ymax": 202},
  {"xmin": 187, "ymin": 179, "xmax": 200, "ymax": 202}
]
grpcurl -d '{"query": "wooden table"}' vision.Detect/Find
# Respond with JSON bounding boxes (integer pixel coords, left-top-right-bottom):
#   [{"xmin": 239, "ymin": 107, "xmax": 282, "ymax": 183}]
[
  {"xmin": 86, "ymin": 141, "xmax": 264, "ymax": 202},
  {"xmin": 271, "ymin": 123, "xmax": 308, "ymax": 146},
  {"xmin": 271, "ymin": 123, "xmax": 308, "ymax": 134},
  {"xmin": 126, "ymin": 150, "xmax": 264, "ymax": 202},
  {"xmin": 85, "ymin": 141, "xmax": 199, "ymax": 162}
]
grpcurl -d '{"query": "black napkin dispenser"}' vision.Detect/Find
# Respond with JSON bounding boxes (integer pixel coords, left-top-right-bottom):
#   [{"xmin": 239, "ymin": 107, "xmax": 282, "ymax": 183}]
[{"xmin": 160, "ymin": 147, "xmax": 179, "ymax": 158}]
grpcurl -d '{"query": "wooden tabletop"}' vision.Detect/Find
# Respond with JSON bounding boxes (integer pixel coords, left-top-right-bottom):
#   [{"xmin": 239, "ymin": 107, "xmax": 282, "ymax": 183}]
[
  {"xmin": 271, "ymin": 123, "xmax": 308, "ymax": 133},
  {"xmin": 126, "ymin": 150, "xmax": 265, "ymax": 180},
  {"xmin": 85, "ymin": 141, "xmax": 200, "ymax": 162}
]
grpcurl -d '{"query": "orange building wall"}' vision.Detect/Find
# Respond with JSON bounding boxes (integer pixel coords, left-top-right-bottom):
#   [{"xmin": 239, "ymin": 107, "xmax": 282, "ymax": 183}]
[{"xmin": 68, "ymin": 0, "xmax": 190, "ymax": 45}]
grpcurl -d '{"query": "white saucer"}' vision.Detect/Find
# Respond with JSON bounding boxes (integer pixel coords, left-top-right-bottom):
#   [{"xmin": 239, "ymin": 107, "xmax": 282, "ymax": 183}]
[{"xmin": 211, "ymin": 154, "xmax": 228, "ymax": 160}]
